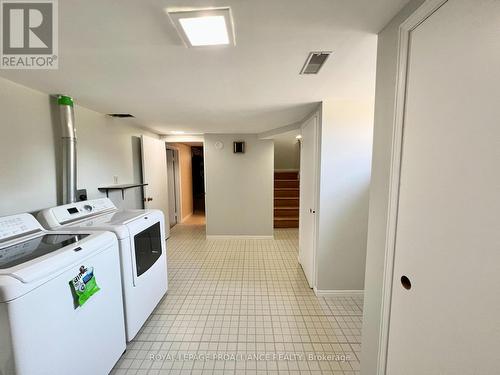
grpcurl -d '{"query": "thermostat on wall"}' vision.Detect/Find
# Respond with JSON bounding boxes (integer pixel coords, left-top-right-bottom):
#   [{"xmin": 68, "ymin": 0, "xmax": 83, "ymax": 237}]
[{"xmin": 233, "ymin": 141, "xmax": 245, "ymax": 153}]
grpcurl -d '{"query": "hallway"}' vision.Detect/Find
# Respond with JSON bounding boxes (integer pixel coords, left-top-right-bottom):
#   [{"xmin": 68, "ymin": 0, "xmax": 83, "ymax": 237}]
[{"xmin": 112, "ymin": 225, "xmax": 363, "ymax": 375}]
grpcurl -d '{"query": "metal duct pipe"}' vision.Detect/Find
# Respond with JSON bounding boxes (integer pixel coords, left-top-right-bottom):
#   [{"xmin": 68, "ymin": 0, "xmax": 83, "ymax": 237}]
[{"xmin": 58, "ymin": 95, "xmax": 77, "ymax": 204}]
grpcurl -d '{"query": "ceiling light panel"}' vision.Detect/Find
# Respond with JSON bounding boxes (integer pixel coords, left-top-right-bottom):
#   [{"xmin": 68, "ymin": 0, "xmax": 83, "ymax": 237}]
[{"xmin": 167, "ymin": 7, "xmax": 235, "ymax": 47}]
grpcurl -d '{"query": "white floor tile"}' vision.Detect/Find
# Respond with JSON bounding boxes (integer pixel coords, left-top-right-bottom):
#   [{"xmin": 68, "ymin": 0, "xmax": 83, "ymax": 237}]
[{"xmin": 113, "ymin": 225, "xmax": 362, "ymax": 375}]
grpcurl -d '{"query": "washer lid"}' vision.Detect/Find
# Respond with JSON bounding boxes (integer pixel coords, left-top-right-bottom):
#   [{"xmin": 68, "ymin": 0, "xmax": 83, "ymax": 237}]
[
  {"xmin": 0, "ymin": 233, "xmax": 89, "ymax": 271},
  {"xmin": 0, "ymin": 231, "xmax": 115, "ymax": 284},
  {"xmin": 0, "ymin": 231, "xmax": 116, "ymax": 302}
]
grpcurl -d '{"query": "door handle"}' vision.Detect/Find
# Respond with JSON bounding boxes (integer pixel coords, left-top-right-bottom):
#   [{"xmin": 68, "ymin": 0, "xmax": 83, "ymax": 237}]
[
  {"xmin": 147, "ymin": 197, "xmax": 153, "ymax": 202},
  {"xmin": 309, "ymin": 208, "xmax": 316, "ymax": 214}
]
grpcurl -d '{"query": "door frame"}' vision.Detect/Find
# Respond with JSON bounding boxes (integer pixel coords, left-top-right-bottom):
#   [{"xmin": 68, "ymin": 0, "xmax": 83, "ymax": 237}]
[
  {"xmin": 377, "ymin": 0, "xmax": 448, "ymax": 373},
  {"xmin": 165, "ymin": 145, "xmax": 181, "ymax": 225},
  {"xmin": 298, "ymin": 110, "xmax": 321, "ymax": 290}
]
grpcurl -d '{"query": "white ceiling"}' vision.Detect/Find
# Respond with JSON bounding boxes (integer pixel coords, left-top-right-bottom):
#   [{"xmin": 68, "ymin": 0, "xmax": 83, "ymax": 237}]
[{"xmin": 0, "ymin": 0, "xmax": 408, "ymax": 135}]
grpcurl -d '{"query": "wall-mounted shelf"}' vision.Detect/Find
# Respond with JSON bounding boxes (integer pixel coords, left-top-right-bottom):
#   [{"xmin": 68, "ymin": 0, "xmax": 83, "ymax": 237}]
[{"xmin": 98, "ymin": 183, "xmax": 148, "ymax": 199}]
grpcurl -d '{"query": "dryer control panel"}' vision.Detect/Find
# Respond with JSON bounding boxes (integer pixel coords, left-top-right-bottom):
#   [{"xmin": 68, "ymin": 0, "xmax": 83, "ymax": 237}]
[
  {"xmin": 37, "ymin": 198, "xmax": 117, "ymax": 228},
  {"xmin": 0, "ymin": 214, "xmax": 42, "ymax": 243}
]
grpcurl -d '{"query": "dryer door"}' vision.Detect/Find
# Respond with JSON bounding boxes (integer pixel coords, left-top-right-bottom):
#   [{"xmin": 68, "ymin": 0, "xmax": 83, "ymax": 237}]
[
  {"xmin": 126, "ymin": 211, "xmax": 166, "ymax": 287},
  {"xmin": 133, "ymin": 221, "xmax": 162, "ymax": 278}
]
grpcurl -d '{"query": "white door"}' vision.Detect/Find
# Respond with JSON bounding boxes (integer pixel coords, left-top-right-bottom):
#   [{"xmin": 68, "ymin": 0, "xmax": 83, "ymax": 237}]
[
  {"xmin": 141, "ymin": 135, "xmax": 170, "ymax": 237},
  {"xmin": 166, "ymin": 149, "xmax": 177, "ymax": 227},
  {"xmin": 299, "ymin": 115, "xmax": 319, "ymax": 288},
  {"xmin": 386, "ymin": 1, "xmax": 500, "ymax": 374}
]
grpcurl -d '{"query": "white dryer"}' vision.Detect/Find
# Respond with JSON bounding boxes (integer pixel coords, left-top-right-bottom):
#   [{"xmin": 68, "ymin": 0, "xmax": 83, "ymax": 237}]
[
  {"xmin": 37, "ymin": 198, "xmax": 168, "ymax": 341},
  {"xmin": 0, "ymin": 213, "xmax": 126, "ymax": 375}
]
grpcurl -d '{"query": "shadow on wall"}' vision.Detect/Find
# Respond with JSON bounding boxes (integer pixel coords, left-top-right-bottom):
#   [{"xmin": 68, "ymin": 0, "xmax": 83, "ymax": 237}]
[
  {"xmin": 131, "ymin": 136, "xmax": 144, "ymax": 208},
  {"xmin": 319, "ymin": 179, "xmax": 370, "ymax": 289}
]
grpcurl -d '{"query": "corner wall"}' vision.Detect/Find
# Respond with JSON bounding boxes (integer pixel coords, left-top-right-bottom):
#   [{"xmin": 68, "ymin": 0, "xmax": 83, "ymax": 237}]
[
  {"xmin": 204, "ymin": 134, "xmax": 273, "ymax": 237},
  {"xmin": 315, "ymin": 99, "xmax": 374, "ymax": 292},
  {"xmin": 360, "ymin": 1, "xmax": 426, "ymax": 373},
  {"xmin": 0, "ymin": 76, "xmax": 158, "ymax": 216}
]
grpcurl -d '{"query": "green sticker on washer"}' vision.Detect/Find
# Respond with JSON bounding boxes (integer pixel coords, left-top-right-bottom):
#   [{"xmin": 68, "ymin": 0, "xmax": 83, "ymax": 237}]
[{"xmin": 70, "ymin": 266, "xmax": 100, "ymax": 307}]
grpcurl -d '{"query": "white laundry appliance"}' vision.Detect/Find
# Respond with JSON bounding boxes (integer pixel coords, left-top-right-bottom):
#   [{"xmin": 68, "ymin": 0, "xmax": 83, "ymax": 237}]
[
  {"xmin": 0, "ymin": 213, "xmax": 126, "ymax": 375},
  {"xmin": 37, "ymin": 198, "xmax": 168, "ymax": 341}
]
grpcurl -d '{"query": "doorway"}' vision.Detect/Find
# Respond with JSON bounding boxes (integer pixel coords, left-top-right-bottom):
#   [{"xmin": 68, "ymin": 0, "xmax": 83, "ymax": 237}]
[
  {"xmin": 165, "ymin": 142, "xmax": 205, "ymax": 226},
  {"xmin": 273, "ymin": 132, "xmax": 301, "ymax": 229},
  {"xmin": 271, "ymin": 114, "xmax": 320, "ymax": 290},
  {"xmin": 190, "ymin": 145, "xmax": 205, "ymax": 224}
]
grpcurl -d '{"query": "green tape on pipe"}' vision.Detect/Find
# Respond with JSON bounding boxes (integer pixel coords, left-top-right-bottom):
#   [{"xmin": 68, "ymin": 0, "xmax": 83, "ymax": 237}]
[{"xmin": 58, "ymin": 95, "xmax": 74, "ymax": 107}]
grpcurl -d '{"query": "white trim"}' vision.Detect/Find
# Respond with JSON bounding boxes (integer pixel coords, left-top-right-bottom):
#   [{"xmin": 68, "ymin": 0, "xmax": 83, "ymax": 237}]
[
  {"xmin": 314, "ymin": 288, "xmax": 364, "ymax": 297},
  {"xmin": 206, "ymin": 235, "xmax": 273, "ymax": 240},
  {"xmin": 377, "ymin": 1, "xmax": 448, "ymax": 374}
]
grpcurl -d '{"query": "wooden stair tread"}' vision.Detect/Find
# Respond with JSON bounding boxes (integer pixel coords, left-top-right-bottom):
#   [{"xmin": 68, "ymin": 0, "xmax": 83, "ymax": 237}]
[{"xmin": 274, "ymin": 217, "xmax": 299, "ymax": 220}]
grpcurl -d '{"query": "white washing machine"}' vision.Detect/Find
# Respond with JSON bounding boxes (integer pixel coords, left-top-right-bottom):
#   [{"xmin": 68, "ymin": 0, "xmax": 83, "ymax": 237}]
[
  {"xmin": 0, "ymin": 213, "xmax": 126, "ymax": 375},
  {"xmin": 37, "ymin": 198, "xmax": 168, "ymax": 341}
]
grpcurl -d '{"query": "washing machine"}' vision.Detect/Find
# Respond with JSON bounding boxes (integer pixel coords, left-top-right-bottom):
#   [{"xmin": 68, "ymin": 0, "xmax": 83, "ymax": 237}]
[
  {"xmin": 0, "ymin": 213, "xmax": 126, "ymax": 375},
  {"xmin": 37, "ymin": 198, "xmax": 168, "ymax": 341}
]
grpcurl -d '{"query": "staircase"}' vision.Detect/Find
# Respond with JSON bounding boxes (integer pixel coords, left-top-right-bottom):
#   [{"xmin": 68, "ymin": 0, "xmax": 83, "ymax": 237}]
[{"xmin": 274, "ymin": 170, "xmax": 299, "ymax": 228}]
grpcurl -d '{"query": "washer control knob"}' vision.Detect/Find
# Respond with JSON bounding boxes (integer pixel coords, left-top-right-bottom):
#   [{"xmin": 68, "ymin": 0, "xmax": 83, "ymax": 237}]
[{"xmin": 83, "ymin": 205, "xmax": 93, "ymax": 212}]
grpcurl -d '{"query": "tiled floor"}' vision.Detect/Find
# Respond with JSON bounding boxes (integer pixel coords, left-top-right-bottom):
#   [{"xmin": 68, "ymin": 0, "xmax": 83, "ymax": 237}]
[{"xmin": 112, "ymin": 224, "xmax": 363, "ymax": 375}]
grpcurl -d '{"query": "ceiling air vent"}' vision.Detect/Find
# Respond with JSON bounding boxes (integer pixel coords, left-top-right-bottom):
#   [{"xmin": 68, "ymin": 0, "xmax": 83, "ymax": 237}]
[
  {"xmin": 108, "ymin": 113, "xmax": 135, "ymax": 118},
  {"xmin": 300, "ymin": 51, "xmax": 332, "ymax": 74}
]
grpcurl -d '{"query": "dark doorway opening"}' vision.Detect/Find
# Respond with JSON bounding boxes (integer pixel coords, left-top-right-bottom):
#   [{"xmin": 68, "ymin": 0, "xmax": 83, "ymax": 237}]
[{"xmin": 191, "ymin": 146, "xmax": 205, "ymax": 215}]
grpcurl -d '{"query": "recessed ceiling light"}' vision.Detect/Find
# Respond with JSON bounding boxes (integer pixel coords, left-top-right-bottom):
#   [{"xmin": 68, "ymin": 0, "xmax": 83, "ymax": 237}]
[
  {"xmin": 296, "ymin": 135, "xmax": 303, "ymax": 139},
  {"xmin": 171, "ymin": 131, "xmax": 186, "ymax": 134},
  {"xmin": 166, "ymin": 7, "xmax": 235, "ymax": 48}
]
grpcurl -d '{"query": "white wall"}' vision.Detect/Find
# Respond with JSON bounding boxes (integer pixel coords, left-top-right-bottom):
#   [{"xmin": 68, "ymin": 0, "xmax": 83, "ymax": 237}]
[
  {"xmin": 0, "ymin": 77, "xmax": 158, "ymax": 216},
  {"xmin": 204, "ymin": 134, "xmax": 273, "ymax": 237},
  {"xmin": 274, "ymin": 133, "xmax": 300, "ymax": 170},
  {"xmin": 316, "ymin": 99, "xmax": 374, "ymax": 291},
  {"xmin": 360, "ymin": 1, "xmax": 425, "ymax": 373}
]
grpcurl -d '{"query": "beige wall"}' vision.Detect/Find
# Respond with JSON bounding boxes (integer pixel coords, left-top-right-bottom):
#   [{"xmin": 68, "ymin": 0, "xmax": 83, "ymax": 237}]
[
  {"xmin": 169, "ymin": 143, "xmax": 193, "ymax": 221},
  {"xmin": 316, "ymin": 99, "xmax": 374, "ymax": 292},
  {"xmin": 0, "ymin": 76, "xmax": 158, "ymax": 216},
  {"xmin": 204, "ymin": 134, "xmax": 273, "ymax": 237},
  {"xmin": 360, "ymin": 1, "xmax": 426, "ymax": 374},
  {"xmin": 274, "ymin": 133, "xmax": 300, "ymax": 170}
]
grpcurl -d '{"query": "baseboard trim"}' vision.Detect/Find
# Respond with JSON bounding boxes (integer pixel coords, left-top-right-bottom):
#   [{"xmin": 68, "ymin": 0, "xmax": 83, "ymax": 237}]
[
  {"xmin": 206, "ymin": 235, "xmax": 274, "ymax": 240},
  {"xmin": 313, "ymin": 288, "xmax": 364, "ymax": 297}
]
